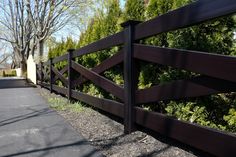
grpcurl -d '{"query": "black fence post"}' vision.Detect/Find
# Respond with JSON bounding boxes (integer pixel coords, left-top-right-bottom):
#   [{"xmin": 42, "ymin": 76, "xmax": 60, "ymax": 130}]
[
  {"xmin": 40, "ymin": 61, "xmax": 43, "ymax": 88},
  {"xmin": 49, "ymin": 58, "xmax": 53, "ymax": 93},
  {"xmin": 67, "ymin": 49, "xmax": 74, "ymax": 101},
  {"xmin": 121, "ymin": 20, "xmax": 141, "ymax": 134}
]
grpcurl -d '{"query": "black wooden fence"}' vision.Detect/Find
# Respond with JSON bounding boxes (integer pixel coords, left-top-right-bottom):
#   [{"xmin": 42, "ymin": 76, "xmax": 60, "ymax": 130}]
[{"xmin": 36, "ymin": 0, "xmax": 236, "ymax": 156}]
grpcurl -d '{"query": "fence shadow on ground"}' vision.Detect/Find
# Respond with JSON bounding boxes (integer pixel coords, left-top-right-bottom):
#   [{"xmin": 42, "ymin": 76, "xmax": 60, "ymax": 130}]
[
  {"xmin": 0, "ymin": 107, "xmax": 53, "ymax": 127},
  {"xmin": 0, "ymin": 140, "xmax": 102, "ymax": 157},
  {"xmin": 0, "ymin": 79, "xmax": 36, "ymax": 89}
]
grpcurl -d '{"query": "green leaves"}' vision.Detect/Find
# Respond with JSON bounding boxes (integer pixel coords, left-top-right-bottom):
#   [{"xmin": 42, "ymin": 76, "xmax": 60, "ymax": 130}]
[
  {"xmin": 122, "ymin": 0, "xmax": 145, "ymax": 22},
  {"xmin": 165, "ymin": 101, "xmax": 227, "ymax": 131},
  {"xmin": 48, "ymin": 37, "xmax": 76, "ymax": 70},
  {"xmin": 224, "ymin": 108, "xmax": 236, "ymax": 131}
]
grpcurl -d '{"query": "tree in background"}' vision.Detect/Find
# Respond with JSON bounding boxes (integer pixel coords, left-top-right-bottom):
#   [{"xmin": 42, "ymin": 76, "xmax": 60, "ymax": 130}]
[
  {"xmin": 122, "ymin": 0, "xmax": 145, "ymax": 22},
  {"xmin": 0, "ymin": 0, "xmax": 33, "ymax": 73},
  {"xmin": 0, "ymin": 44, "xmax": 12, "ymax": 67},
  {"xmin": 0, "ymin": 0, "xmax": 90, "ymax": 75},
  {"xmin": 145, "ymin": 0, "xmax": 191, "ymax": 47},
  {"xmin": 25, "ymin": 0, "xmax": 88, "ymax": 57},
  {"xmin": 76, "ymin": 0, "xmax": 122, "ymax": 68},
  {"xmin": 103, "ymin": 0, "xmax": 122, "ymax": 35},
  {"xmin": 0, "ymin": 53, "xmax": 12, "ymax": 67},
  {"xmin": 48, "ymin": 37, "xmax": 76, "ymax": 59}
]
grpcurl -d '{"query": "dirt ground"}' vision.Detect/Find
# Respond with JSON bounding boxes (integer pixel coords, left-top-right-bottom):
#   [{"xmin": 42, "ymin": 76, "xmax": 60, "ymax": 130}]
[{"xmin": 40, "ymin": 88, "xmax": 204, "ymax": 157}]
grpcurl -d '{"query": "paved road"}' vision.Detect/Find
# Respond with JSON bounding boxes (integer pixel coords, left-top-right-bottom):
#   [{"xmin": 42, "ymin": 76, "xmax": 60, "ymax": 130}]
[
  {"xmin": 0, "ymin": 79, "xmax": 103, "ymax": 157},
  {"xmin": 0, "ymin": 77, "xmax": 35, "ymax": 89}
]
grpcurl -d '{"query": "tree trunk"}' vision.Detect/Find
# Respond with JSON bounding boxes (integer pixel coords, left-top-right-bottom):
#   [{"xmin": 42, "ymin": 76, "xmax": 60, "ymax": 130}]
[
  {"xmin": 38, "ymin": 40, "xmax": 44, "ymax": 57},
  {"xmin": 13, "ymin": 47, "xmax": 22, "ymax": 68},
  {"xmin": 20, "ymin": 59, "xmax": 27, "ymax": 77},
  {"xmin": 31, "ymin": 37, "xmax": 36, "ymax": 57}
]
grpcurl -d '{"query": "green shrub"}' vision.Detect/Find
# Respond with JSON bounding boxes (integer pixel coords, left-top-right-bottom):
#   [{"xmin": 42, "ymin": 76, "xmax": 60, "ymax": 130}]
[
  {"xmin": 12, "ymin": 70, "xmax": 16, "ymax": 76},
  {"xmin": 165, "ymin": 101, "xmax": 226, "ymax": 131},
  {"xmin": 2, "ymin": 70, "xmax": 17, "ymax": 77},
  {"xmin": 224, "ymin": 108, "xmax": 236, "ymax": 131}
]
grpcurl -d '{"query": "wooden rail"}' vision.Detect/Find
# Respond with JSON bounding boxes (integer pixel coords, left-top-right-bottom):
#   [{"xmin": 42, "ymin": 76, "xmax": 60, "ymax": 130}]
[{"xmin": 36, "ymin": 1, "xmax": 236, "ymax": 156}]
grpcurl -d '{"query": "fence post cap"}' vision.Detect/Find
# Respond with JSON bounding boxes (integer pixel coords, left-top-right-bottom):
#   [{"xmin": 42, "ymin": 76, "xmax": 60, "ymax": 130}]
[
  {"xmin": 121, "ymin": 20, "xmax": 142, "ymax": 28},
  {"xmin": 67, "ymin": 49, "xmax": 75, "ymax": 52}
]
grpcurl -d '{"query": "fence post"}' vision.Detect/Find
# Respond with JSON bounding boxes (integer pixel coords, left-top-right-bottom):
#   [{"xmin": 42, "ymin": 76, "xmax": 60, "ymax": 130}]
[
  {"xmin": 121, "ymin": 20, "xmax": 141, "ymax": 134},
  {"xmin": 49, "ymin": 58, "xmax": 53, "ymax": 93},
  {"xmin": 67, "ymin": 49, "xmax": 74, "ymax": 101},
  {"xmin": 40, "ymin": 62, "xmax": 43, "ymax": 88}
]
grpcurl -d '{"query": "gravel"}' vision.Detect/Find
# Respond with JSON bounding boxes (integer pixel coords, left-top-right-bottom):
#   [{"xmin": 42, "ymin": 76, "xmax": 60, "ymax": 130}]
[{"xmin": 39, "ymin": 88, "xmax": 203, "ymax": 157}]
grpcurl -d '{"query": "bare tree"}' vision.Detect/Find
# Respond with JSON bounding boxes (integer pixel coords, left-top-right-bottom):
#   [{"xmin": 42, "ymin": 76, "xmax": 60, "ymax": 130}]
[
  {"xmin": 26, "ymin": 0, "xmax": 86, "ymax": 57},
  {"xmin": 0, "ymin": 53, "xmax": 12, "ymax": 65},
  {"xmin": 0, "ymin": 0, "xmax": 33, "ymax": 72},
  {"xmin": 0, "ymin": 0, "xmax": 88, "ymax": 74},
  {"xmin": 0, "ymin": 44, "xmax": 12, "ymax": 68}
]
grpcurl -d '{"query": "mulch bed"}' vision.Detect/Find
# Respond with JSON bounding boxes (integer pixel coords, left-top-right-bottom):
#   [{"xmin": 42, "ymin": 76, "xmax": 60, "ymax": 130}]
[{"xmin": 40, "ymin": 88, "xmax": 202, "ymax": 157}]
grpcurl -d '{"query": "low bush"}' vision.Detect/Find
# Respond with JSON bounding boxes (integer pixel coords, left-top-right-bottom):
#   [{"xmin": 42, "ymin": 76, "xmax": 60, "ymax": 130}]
[
  {"xmin": 1, "ymin": 70, "xmax": 17, "ymax": 77},
  {"xmin": 0, "ymin": 71, "xmax": 3, "ymax": 77}
]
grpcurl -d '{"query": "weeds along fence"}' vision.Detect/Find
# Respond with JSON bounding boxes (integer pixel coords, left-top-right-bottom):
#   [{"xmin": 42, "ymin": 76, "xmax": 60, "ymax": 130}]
[{"xmin": 36, "ymin": 0, "xmax": 236, "ymax": 156}]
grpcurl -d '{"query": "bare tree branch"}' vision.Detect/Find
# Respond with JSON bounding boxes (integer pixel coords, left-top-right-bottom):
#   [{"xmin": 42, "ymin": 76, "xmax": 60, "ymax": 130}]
[
  {"xmin": 0, "ymin": 0, "xmax": 90, "ymax": 67},
  {"xmin": 25, "ymin": 0, "xmax": 87, "ymax": 56},
  {"xmin": 0, "ymin": 53, "xmax": 11, "ymax": 64}
]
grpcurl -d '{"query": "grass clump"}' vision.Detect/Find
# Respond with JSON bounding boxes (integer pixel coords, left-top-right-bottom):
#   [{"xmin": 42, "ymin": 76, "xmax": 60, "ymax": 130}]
[{"xmin": 48, "ymin": 97, "xmax": 86, "ymax": 113}]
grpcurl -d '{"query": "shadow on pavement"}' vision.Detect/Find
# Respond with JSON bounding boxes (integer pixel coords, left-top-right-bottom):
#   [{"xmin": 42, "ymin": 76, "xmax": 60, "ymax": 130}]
[
  {"xmin": 0, "ymin": 107, "xmax": 53, "ymax": 127},
  {"xmin": 0, "ymin": 78, "xmax": 36, "ymax": 89},
  {"xmin": 0, "ymin": 140, "xmax": 103, "ymax": 157}
]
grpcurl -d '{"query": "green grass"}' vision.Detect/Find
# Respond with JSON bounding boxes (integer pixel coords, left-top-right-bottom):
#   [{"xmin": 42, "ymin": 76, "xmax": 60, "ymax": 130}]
[{"xmin": 48, "ymin": 97, "xmax": 86, "ymax": 113}]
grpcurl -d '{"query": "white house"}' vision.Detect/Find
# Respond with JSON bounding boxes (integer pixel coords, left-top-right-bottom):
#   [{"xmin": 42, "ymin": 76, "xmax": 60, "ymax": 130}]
[{"xmin": 27, "ymin": 54, "xmax": 37, "ymax": 84}]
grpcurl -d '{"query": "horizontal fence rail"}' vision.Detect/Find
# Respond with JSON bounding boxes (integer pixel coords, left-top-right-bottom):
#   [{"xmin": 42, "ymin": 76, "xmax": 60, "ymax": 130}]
[
  {"xmin": 72, "ymin": 31, "xmax": 124, "ymax": 58},
  {"xmin": 133, "ymin": 44, "xmax": 236, "ymax": 82},
  {"xmin": 134, "ymin": 0, "xmax": 236, "ymax": 40},
  {"xmin": 36, "ymin": 1, "xmax": 236, "ymax": 156},
  {"xmin": 136, "ymin": 76, "xmax": 236, "ymax": 104}
]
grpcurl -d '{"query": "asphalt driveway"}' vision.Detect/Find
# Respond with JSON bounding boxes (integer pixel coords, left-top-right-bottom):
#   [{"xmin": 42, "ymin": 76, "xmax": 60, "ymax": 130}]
[{"xmin": 0, "ymin": 78, "xmax": 103, "ymax": 157}]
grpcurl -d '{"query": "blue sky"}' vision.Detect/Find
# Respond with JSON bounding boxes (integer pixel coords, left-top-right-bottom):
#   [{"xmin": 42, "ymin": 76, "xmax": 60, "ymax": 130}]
[
  {"xmin": 54, "ymin": 0, "xmax": 126, "ymax": 42},
  {"xmin": 120, "ymin": 0, "xmax": 125, "ymax": 8}
]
